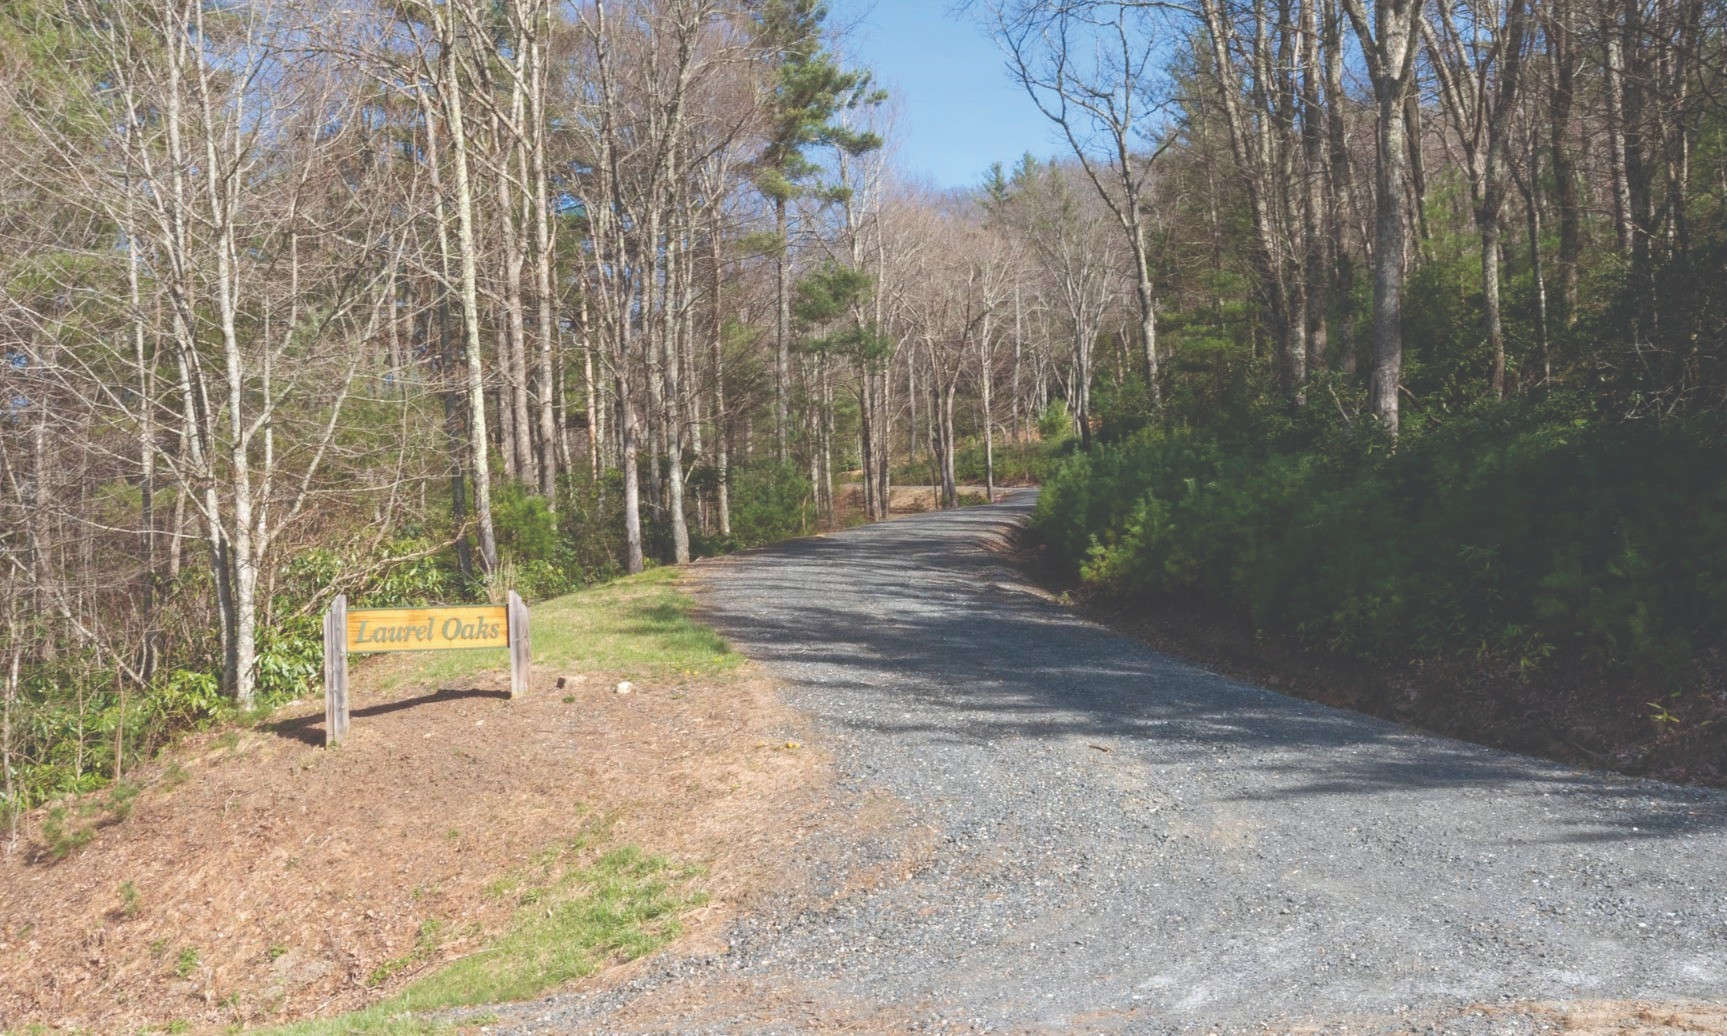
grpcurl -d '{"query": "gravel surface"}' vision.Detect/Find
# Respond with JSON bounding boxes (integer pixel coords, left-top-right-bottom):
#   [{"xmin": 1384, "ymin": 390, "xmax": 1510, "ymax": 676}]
[{"xmin": 499, "ymin": 492, "xmax": 1727, "ymax": 1032}]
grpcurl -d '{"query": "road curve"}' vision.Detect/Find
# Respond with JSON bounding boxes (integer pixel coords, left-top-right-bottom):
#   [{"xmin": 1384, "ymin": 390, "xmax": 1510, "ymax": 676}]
[{"xmin": 517, "ymin": 492, "xmax": 1727, "ymax": 1031}]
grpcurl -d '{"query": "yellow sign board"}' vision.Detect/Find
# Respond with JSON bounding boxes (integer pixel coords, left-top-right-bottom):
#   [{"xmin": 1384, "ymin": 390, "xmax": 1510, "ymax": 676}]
[
  {"xmin": 345, "ymin": 605, "xmax": 510, "ymax": 653},
  {"xmin": 323, "ymin": 592, "xmax": 529, "ymax": 746}
]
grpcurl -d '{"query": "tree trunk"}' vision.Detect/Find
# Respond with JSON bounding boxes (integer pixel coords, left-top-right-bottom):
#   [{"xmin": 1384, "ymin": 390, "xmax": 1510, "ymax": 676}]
[
  {"xmin": 1300, "ymin": 0, "xmax": 1330, "ymax": 375},
  {"xmin": 1342, "ymin": 0, "xmax": 1421, "ymax": 435},
  {"xmin": 1604, "ymin": 26, "xmax": 1635, "ymax": 255},
  {"xmin": 1011, "ymin": 284, "xmax": 1025, "ymax": 442},
  {"xmin": 876, "ymin": 366, "xmax": 892, "ymax": 517},
  {"xmin": 528, "ymin": 28, "xmax": 560, "ymax": 500},
  {"xmin": 495, "ymin": 118, "xmax": 536, "ymax": 488},
  {"xmin": 1522, "ymin": 164, "xmax": 1551, "ymax": 385},
  {"xmin": 941, "ymin": 379, "xmax": 958, "ymax": 509},
  {"xmin": 443, "ymin": 18, "xmax": 499, "ymax": 573},
  {"xmin": 923, "ymin": 347, "xmax": 942, "ymax": 496},
  {"xmin": 1324, "ymin": 0, "xmax": 1358, "ymax": 373},
  {"xmin": 981, "ymin": 340, "xmax": 995, "ymax": 502},
  {"xmin": 859, "ymin": 372, "xmax": 876, "ymax": 520},
  {"xmin": 3, "ymin": 628, "xmax": 16, "ymax": 849},
  {"xmin": 1482, "ymin": 212, "xmax": 1506, "ymax": 397},
  {"xmin": 708, "ymin": 216, "xmax": 731, "ymax": 536},
  {"xmin": 125, "ymin": 197, "xmax": 158, "ymax": 685},
  {"xmin": 820, "ymin": 360, "xmax": 835, "ymax": 521},
  {"xmin": 662, "ymin": 215, "xmax": 690, "ymax": 564},
  {"xmin": 1130, "ymin": 226, "xmax": 1161, "ymax": 409},
  {"xmin": 1404, "ymin": 90, "xmax": 1430, "ymax": 245},
  {"xmin": 1370, "ymin": 80, "xmax": 1409, "ymax": 433},
  {"xmin": 1547, "ymin": 0, "xmax": 1581, "ymax": 327},
  {"xmin": 1075, "ymin": 323, "xmax": 1093, "ymax": 450},
  {"xmin": 199, "ymin": 44, "xmax": 259, "ymax": 708},
  {"xmin": 620, "ymin": 376, "xmax": 644, "ymax": 574},
  {"xmin": 580, "ymin": 292, "xmax": 601, "ymax": 474},
  {"xmin": 774, "ymin": 195, "xmax": 790, "ymax": 463}
]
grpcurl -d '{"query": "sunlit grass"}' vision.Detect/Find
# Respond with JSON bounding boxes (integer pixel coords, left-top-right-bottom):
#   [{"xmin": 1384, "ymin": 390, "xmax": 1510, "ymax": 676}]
[
  {"xmin": 266, "ymin": 828, "xmax": 704, "ymax": 1035},
  {"xmin": 527, "ymin": 567, "xmax": 736, "ymax": 677}
]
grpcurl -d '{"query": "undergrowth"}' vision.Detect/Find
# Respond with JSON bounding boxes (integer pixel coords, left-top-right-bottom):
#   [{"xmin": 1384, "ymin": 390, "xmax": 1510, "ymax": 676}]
[{"xmin": 1034, "ymin": 395, "xmax": 1726, "ymax": 681}]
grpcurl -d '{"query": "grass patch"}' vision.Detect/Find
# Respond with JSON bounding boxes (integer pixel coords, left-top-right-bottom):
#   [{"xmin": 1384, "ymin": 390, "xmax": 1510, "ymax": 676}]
[
  {"xmin": 36, "ymin": 779, "xmax": 144, "ymax": 862},
  {"xmin": 528, "ymin": 567, "xmax": 734, "ymax": 677},
  {"xmin": 366, "ymin": 920, "xmax": 446, "ymax": 988},
  {"xmin": 117, "ymin": 880, "xmax": 141, "ymax": 919},
  {"xmin": 268, "ymin": 839, "xmax": 703, "ymax": 1034},
  {"xmin": 372, "ymin": 567, "xmax": 735, "ymax": 693}
]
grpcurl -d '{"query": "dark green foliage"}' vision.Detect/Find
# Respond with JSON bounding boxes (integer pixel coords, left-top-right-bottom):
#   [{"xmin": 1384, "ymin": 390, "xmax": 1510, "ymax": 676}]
[
  {"xmin": 494, "ymin": 482, "xmax": 588, "ymax": 600},
  {"xmin": 252, "ymin": 622, "xmax": 324, "ymax": 706},
  {"xmin": 792, "ymin": 261, "xmax": 872, "ymax": 324},
  {"xmin": 149, "ymin": 668, "xmax": 225, "ymax": 728},
  {"xmin": 721, "ymin": 460, "xmax": 813, "ymax": 550},
  {"xmin": 899, "ymin": 437, "xmax": 1071, "ymax": 488},
  {"xmin": 1037, "ymin": 400, "xmax": 1075, "ymax": 443},
  {"xmin": 1597, "ymin": 229, "xmax": 1727, "ymax": 411},
  {"xmin": 357, "ymin": 542, "xmax": 459, "ymax": 607},
  {"xmin": 1092, "ymin": 372, "xmax": 1157, "ymax": 445},
  {"xmin": 791, "ymin": 262, "xmax": 890, "ymax": 363},
  {"xmin": 493, "ymin": 483, "xmax": 562, "ymax": 565},
  {"xmin": 1035, "ymin": 397, "xmax": 1727, "ymax": 677},
  {"xmin": 556, "ymin": 468, "xmax": 629, "ymax": 585},
  {"xmin": 1402, "ymin": 243, "xmax": 1495, "ymax": 410},
  {"xmin": 752, "ymin": 0, "xmax": 884, "ymax": 203}
]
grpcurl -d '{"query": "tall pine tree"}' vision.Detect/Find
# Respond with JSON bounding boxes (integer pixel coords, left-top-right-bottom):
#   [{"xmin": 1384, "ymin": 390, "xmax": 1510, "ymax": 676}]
[{"xmin": 751, "ymin": 0, "xmax": 880, "ymax": 461}]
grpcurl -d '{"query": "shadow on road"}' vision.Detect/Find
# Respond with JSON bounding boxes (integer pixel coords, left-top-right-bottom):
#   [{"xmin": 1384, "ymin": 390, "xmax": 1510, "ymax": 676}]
[{"xmin": 700, "ymin": 494, "xmax": 1726, "ymax": 844}]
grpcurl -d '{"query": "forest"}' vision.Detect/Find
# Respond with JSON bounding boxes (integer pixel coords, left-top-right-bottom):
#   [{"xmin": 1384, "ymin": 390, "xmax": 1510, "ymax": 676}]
[{"xmin": 3, "ymin": 0, "xmax": 1725, "ymax": 825}]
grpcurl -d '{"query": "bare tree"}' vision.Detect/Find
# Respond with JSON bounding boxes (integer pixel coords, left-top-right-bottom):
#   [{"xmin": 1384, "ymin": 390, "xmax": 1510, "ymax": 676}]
[
  {"xmin": 993, "ymin": 0, "xmax": 1171, "ymax": 412},
  {"xmin": 1341, "ymin": 0, "xmax": 1423, "ymax": 433},
  {"xmin": 1423, "ymin": 0, "xmax": 1533, "ymax": 397}
]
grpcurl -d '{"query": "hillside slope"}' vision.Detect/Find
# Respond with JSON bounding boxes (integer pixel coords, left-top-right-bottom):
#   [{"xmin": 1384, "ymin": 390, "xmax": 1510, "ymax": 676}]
[{"xmin": 0, "ymin": 571, "xmax": 827, "ymax": 1032}]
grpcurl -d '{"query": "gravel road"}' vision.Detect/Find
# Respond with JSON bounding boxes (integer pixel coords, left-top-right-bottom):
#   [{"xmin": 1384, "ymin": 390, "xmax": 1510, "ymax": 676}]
[{"xmin": 501, "ymin": 492, "xmax": 1727, "ymax": 1032}]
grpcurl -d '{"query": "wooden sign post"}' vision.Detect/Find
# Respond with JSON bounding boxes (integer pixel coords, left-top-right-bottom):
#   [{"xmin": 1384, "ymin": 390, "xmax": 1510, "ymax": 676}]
[
  {"xmin": 323, "ymin": 594, "xmax": 349, "ymax": 746},
  {"xmin": 507, "ymin": 590, "xmax": 530, "ymax": 698},
  {"xmin": 321, "ymin": 591, "xmax": 530, "ymax": 747}
]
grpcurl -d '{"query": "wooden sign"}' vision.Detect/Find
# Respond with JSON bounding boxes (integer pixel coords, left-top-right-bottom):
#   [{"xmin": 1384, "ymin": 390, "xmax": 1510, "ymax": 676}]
[
  {"xmin": 346, "ymin": 605, "xmax": 509, "ymax": 652},
  {"xmin": 321, "ymin": 591, "xmax": 530, "ymax": 747}
]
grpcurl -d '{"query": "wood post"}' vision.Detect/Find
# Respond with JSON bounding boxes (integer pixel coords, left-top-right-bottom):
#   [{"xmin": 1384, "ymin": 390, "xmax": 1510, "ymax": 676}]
[
  {"xmin": 323, "ymin": 594, "xmax": 349, "ymax": 746},
  {"xmin": 507, "ymin": 589, "xmax": 530, "ymax": 698}
]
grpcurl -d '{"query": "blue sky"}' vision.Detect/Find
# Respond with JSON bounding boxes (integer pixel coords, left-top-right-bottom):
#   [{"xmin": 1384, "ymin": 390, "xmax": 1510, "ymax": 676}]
[{"xmin": 832, "ymin": 0, "xmax": 1060, "ymax": 189}]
